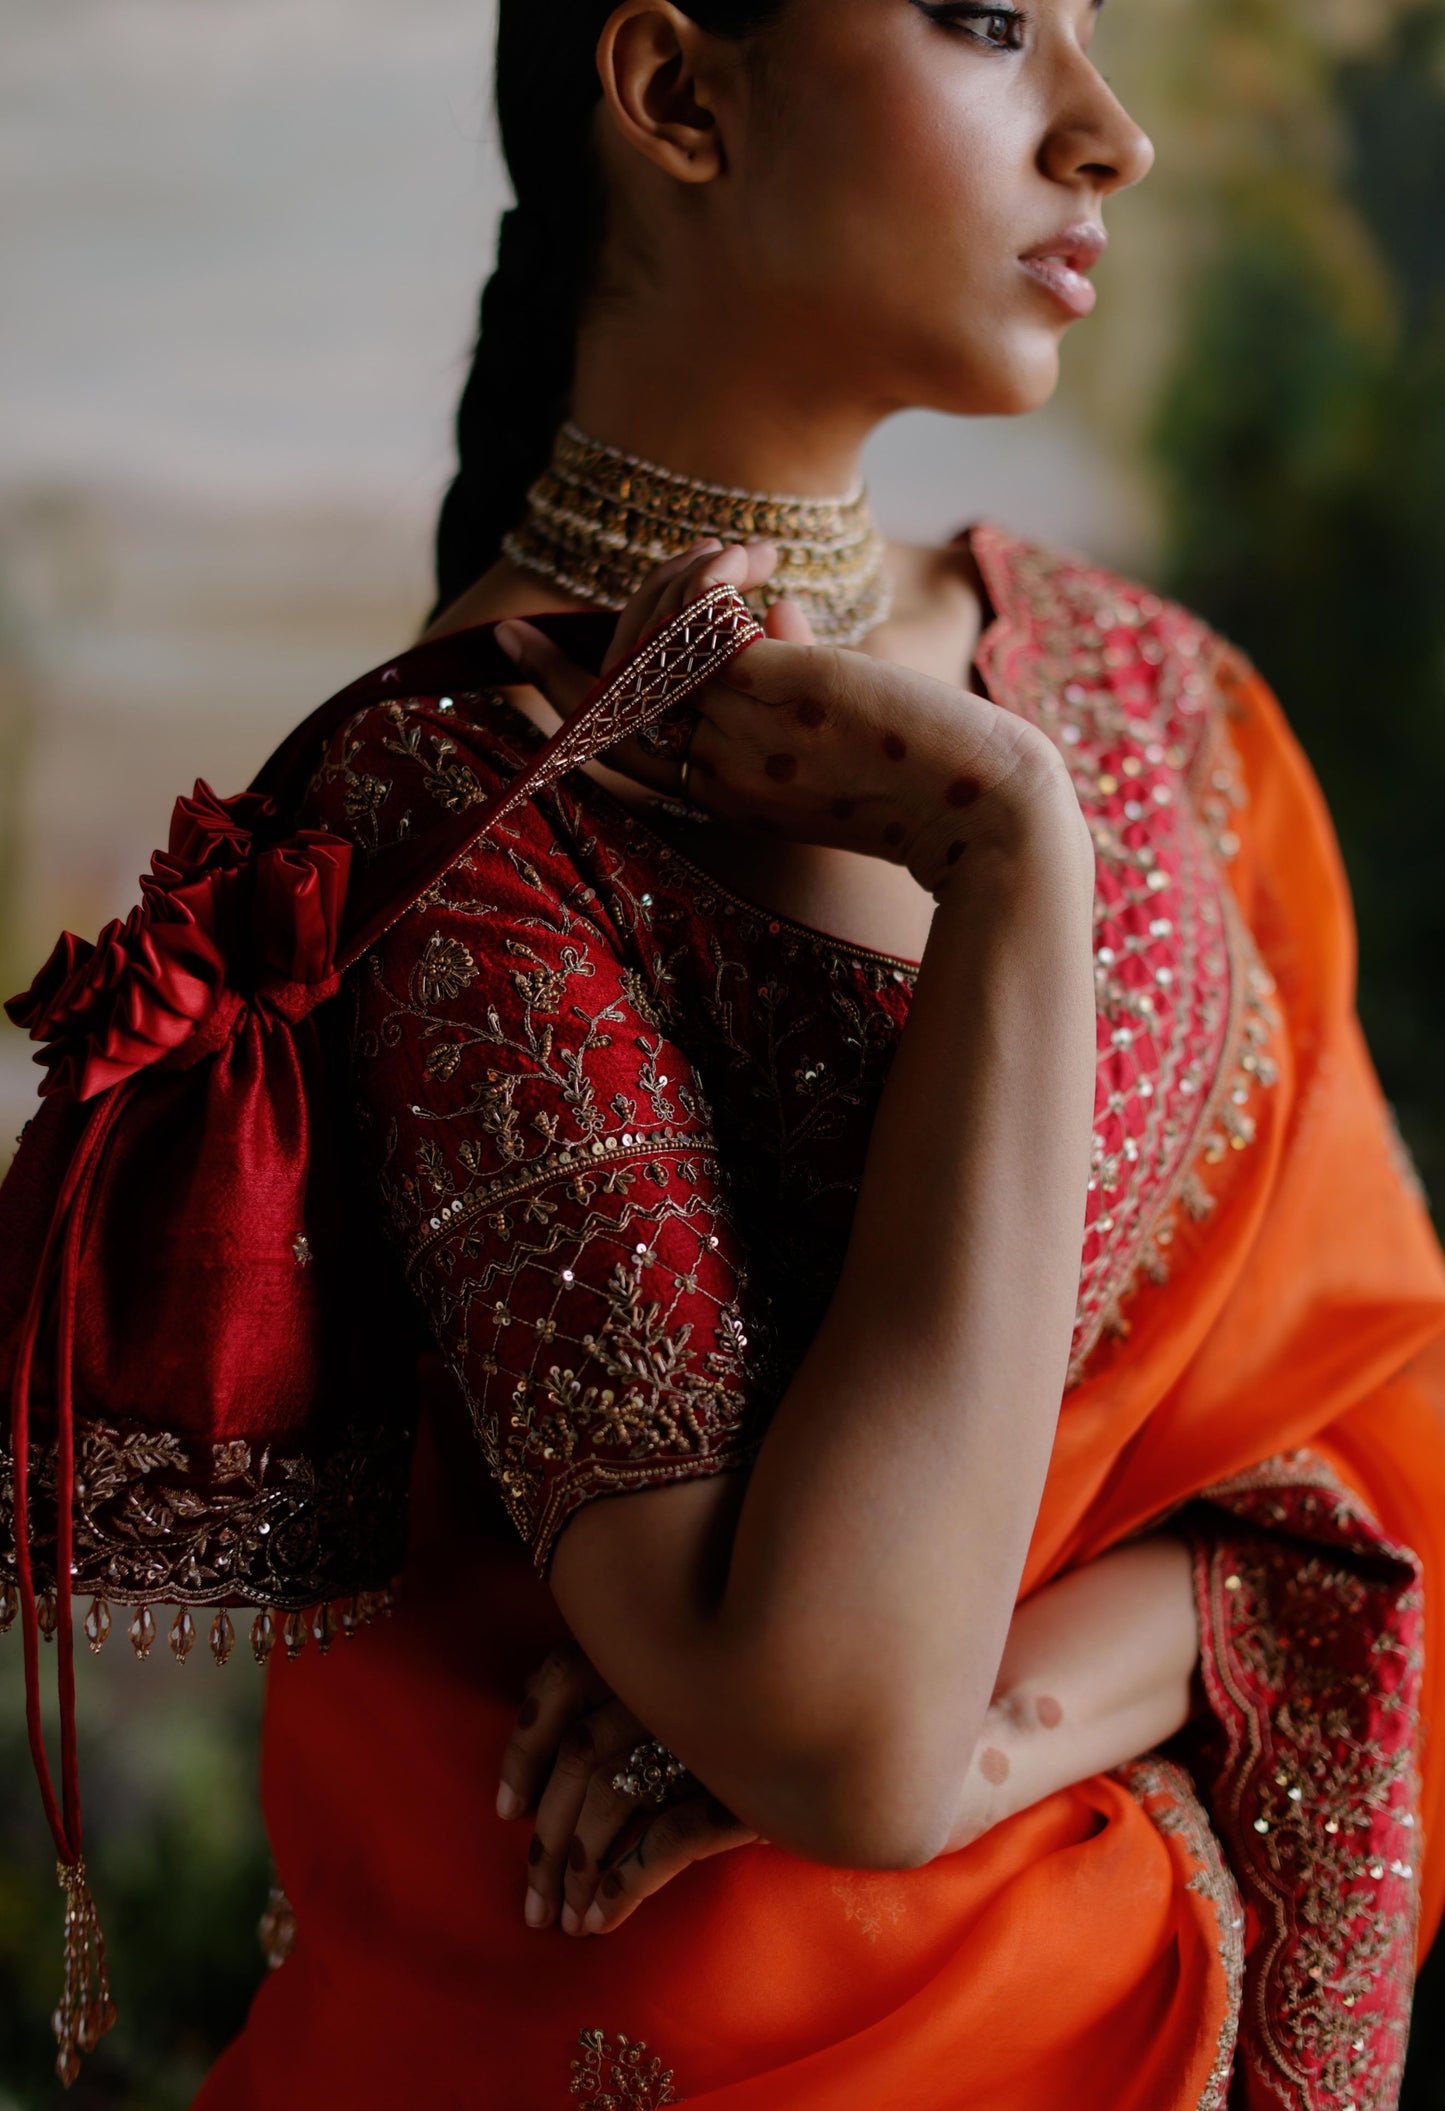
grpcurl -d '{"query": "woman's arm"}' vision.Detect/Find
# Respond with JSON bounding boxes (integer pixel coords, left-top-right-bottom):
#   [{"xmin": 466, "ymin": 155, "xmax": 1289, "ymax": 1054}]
[
  {"xmin": 498, "ymin": 1529, "xmax": 1203, "ymax": 1934},
  {"xmin": 488, "ymin": 547, "xmax": 1100, "ymax": 1875},
  {"xmin": 550, "ymin": 785, "xmax": 1097, "ymax": 1872},
  {"xmin": 944, "ymin": 1529, "xmax": 1203, "ymax": 1851}
]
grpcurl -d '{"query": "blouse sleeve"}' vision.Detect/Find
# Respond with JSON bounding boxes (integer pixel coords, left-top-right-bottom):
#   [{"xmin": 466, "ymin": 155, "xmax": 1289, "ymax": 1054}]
[{"xmin": 309, "ymin": 697, "xmax": 772, "ymax": 1575}]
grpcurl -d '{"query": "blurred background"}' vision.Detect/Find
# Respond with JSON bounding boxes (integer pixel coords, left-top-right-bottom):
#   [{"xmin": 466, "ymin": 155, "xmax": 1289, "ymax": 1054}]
[{"xmin": 2, "ymin": 0, "xmax": 1443, "ymax": 2101}]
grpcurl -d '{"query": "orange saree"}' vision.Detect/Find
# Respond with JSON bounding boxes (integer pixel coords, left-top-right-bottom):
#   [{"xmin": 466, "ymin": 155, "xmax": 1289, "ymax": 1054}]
[{"xmin": 192, "ymin": 522, "xmax": 1445, "ymax": 2110}]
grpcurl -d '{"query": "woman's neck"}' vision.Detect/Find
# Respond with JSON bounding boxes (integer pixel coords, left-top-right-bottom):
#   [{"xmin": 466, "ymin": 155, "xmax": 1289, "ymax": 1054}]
[{"xmin": 569, "ymin": 306, "xmax": 882, "ymax": 501}]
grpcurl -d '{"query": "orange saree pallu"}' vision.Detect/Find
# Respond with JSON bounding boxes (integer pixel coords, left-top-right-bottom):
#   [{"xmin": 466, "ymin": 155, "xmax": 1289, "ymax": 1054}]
[{"xmin": 6, "ymin": 524, "xmax": 1444, "ymax": 2108}]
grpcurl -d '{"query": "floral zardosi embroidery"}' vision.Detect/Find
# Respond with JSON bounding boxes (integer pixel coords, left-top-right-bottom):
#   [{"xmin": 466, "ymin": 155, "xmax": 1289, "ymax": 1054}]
[
  {"xmin": 570, "ymin": 2027, "xmax": 679, "ymax": 2108},
  {"xmin": 1178, "ymin": 1451, "xmax": 1425, "ymax": 2111}
]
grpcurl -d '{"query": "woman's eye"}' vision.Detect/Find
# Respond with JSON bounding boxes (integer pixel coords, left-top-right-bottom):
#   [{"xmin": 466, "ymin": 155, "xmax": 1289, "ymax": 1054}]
[
  {"xmin": 918, "ymin": 5, "xmax": 1027, "ymax": 51},
  {"xmin": 976, "ymin": 10, "xmax": 1022, "ymax": 45}
]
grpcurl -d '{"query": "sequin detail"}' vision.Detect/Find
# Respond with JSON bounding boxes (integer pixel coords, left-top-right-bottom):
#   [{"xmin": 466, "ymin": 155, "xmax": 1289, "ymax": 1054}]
[
  {"xmin": 969, "ymin": 523, "xmax": 1283, "ymax": 1372},
  {"xmin": 1178, "ymin": 1450, "xmax": 1425, "ymax": 2109},
  {"xmin": 1115, "ymin": 1756, "xmax": 1245, "ymax": 2110},
  {"xmin": 0, "ymin": 1414, "xmax": 411, "ymax": 1614}
]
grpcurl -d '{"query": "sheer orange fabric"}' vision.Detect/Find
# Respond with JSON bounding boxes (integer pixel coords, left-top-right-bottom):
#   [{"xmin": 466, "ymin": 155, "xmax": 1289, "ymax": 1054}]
[{"xmin": 193, "ymin": 525, "xmax": 1445, "ymax": 2110}]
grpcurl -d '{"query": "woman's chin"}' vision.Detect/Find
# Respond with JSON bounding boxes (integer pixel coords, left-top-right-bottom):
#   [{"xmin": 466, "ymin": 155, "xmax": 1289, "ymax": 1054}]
[{"xmin": 920, "ymin": 338, "xmax": 1063, "ymax": 420}]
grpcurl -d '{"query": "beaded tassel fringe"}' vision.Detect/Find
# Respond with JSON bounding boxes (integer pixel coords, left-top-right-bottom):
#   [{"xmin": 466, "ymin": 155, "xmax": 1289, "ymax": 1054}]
[
  {"xmin": 0, "ymin": 1579, "xmax": 397, "ymax": 1665},
  {"xmin": 1, "ymin": 1576, "xmax": 396, "ymax": 2087},
  {"xmin": 53, "ymin": 1857, "xmax": 116, "ymax": 2087}
]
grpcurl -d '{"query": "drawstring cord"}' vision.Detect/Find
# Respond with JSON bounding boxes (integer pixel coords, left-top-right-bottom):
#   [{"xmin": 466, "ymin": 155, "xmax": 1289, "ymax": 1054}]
[{"xmin": 10, "ymin": 1087, "xmax": 126, "ymax": 2085}]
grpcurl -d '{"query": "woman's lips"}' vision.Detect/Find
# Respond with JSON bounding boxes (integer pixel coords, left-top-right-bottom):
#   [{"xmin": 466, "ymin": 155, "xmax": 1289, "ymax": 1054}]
[{"xmin": 1018, "ymin": 253, "xmax": 1098, "ymax": 318}]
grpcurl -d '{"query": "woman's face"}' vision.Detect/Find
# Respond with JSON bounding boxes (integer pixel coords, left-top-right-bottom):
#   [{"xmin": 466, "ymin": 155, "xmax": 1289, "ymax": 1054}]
[{"xmin": 717, "ymin": 0, "xmax": 1155, "ymax": 418}]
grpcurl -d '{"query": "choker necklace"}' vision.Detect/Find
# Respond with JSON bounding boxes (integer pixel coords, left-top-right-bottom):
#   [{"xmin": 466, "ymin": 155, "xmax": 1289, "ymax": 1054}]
[{"xmin": 503, "ymin": 420, "xmax": 895, "ymax": 648}]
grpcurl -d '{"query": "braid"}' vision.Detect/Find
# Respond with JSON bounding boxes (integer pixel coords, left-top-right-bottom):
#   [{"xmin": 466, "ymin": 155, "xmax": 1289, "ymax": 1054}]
[{"xmin": 431, "ymin": 0, "xmax": 790, "ymax": 618}]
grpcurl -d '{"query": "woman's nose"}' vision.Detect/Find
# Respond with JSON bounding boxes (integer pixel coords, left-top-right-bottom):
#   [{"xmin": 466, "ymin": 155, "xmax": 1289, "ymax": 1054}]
[{"xmin": 1044, "ymin": 72, "xmax": 1156, "ymax": 196}]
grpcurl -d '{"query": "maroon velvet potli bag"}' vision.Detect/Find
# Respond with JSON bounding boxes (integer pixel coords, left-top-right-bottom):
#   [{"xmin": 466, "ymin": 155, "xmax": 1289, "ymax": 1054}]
[{"xmin": 0, "ymin": 584, "xmax": 762, "ymax": 2084}]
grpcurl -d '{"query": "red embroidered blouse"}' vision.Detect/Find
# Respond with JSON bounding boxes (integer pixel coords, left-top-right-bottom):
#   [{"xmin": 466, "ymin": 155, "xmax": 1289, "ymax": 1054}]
[{"xmin": 300, "ymin": 520, "xmax": 1276, "ymax": 1576}]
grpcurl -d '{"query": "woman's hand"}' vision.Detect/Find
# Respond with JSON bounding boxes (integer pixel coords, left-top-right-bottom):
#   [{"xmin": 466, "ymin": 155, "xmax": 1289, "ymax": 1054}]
[
  {"xmin": 494, "ymin": 538, "xmax": 1078, "ymax": 898},
  {"xmin": 495, "ymin": 1640, "xmax": 759, "ymax": 1939}
]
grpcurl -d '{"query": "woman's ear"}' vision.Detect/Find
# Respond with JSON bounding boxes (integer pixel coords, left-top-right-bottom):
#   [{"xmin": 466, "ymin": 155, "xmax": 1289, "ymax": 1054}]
[{"xmin": 595, "ymin": 3, "xmax": 733, "ymax": 185}]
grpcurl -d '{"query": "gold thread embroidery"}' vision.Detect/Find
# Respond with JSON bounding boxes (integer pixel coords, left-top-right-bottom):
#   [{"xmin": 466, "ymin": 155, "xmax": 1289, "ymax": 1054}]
[
  {"xmin": 571, "ymin": 2027, "xmax": 679, "ymax": 2108},
  {"xmin": 1115, "ymin": 1755, "xmax": 1245, "ymax": 2111},
  {"xmin": 0, "ymin": 1416, "xmax": 411, "ymax": 1618},
  {"xmin": 968, "ymin": 524, "xmax": 1283, "ymax": 1377},
  {"xmin": 829, "ymin": 1870, "xmax": 909, "ymax": 1942},
  {"xmin": 1188, "ymin": 1449, "xmax": 1425, "ymax": 2109}
]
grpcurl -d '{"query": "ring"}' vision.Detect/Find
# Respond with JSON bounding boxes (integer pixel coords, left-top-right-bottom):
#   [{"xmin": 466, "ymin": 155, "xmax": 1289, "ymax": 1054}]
[
  {"xmin": 636, "ymin": 707, "xmax": 702, "ymax": 765},
  {"xmin": 610, "ymin": 1738, "xmax": 690, "ymax": 1807}
]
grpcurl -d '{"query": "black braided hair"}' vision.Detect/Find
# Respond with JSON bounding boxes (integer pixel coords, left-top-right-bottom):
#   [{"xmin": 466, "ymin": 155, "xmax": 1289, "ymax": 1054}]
[{"xmin": 431, "ymin": 0, "xmax": 789, "ymax": 618}]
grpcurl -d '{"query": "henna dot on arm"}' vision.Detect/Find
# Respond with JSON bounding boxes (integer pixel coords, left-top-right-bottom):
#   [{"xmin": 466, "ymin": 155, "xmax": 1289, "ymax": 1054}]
[
  {"xmin": 830, "ymin": 795, "xmax": 857, "ymax": 821},
  {"xmin": 765, "ymin": 752, "xmax": 799, "ymax": 783},
  {"xmin": 796, "ymin": 698, "xmax": 827, "ymax": 728},
  {"xmin": 1036, "ymin": 1694, "xmax": 1063, "ymax": 1728},
  {"xmin": 946, "ymin": 776, "xmax": 981, "ymax": 808},
  {"xmin": 883, "ymin": 731, "xmax": 908, "ymax": 763},
  {"xmin": 979, "ymin": 1746, "xmax": 1011, "ymax": 1785}
]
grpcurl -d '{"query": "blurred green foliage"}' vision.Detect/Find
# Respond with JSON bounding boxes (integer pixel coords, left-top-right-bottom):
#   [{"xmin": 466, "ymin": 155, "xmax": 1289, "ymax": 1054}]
[
  {"xmin": 0, "ymin": 1641, "xmax": 270, "ymax": 2109},
  {"xmin": 1149, "ymin": 0, "xmax": 1445, "ymax": 1215}
]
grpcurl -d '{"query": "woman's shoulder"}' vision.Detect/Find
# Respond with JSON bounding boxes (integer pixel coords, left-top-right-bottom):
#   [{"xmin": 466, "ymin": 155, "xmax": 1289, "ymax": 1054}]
[{"xmin": 301, "ymin": 689, "xmax": 559, "ymax": 863}]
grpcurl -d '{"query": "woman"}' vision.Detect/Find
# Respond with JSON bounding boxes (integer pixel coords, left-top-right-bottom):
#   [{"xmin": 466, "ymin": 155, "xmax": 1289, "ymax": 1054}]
[{"xmin": 13, "ymin": 0, "xmax": 1444, "ymax": 2104}]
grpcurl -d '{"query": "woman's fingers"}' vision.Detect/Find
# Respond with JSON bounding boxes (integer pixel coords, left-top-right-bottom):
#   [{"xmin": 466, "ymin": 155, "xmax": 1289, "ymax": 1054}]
[
  {"xmin": 762, "ymin": 594, "xmax": 815, "ymax": 646},
  {"xmin": 556, "ymin": 1761, "xmax": 662, "ymax": 1934},
  {"xmin": 496, "ymin": 1641, "xmax": 612, "ymax": 1822},
  {"xmin": 580, "ymin": 1795, "xmax": 760, "ymax": 1936},
  {"xmin": 603, "ymin": 539, "xmax": 726, "ymax": 667},
  {"xmin": 493, "ymin": 619, "xmax": 597, "ymax": 721},
  {"xmin": 524, "ymin": 1697, "xmax": 641, "ymax": 1930},
  {"xmin": 603, "ymin": 538, "xmax": 779, "ymax": 672}
]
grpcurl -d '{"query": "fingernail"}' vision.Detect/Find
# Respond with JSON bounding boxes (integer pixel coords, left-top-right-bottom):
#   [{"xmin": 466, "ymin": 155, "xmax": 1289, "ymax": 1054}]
[
  {"xmin": 584, "ymin": 1901, "xmax": 607, "ymax": 1933},
  {"xmin": 495, "ymin": 621, "xmax": 523, "ymax": 662},
  {"xmin": 496, "ymin": 1782, "xmax": 523, "ymax": 1820},
  {"xmin": 560, "ymin": 1903, "xmax": 581, "ymax": 1936},
  {"xmin": 524, "ymin": 1888, "xmax": 550, "ymax": 1928}
]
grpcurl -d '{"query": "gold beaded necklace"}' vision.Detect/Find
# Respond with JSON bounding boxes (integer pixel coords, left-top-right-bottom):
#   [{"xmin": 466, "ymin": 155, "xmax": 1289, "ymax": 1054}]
[{"xmin": 502, "ymin": 420, "xmax": 895, "ymax": 648}]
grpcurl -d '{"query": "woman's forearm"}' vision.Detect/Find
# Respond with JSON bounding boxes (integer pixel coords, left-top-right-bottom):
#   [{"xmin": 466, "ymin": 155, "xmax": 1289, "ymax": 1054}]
[
  {"xmin": 685, "ymin": 769, "xmax": 1098, "ymax": 1861},
  {"xmin": 941, "ymin": 1532, "xmax": 1204, "ymax": 1854},
  {"xmin": 557, "ymin": 740, "xmax": 1097, "ymax": 1868}
]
